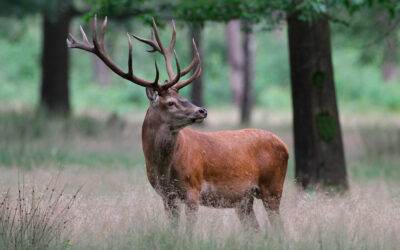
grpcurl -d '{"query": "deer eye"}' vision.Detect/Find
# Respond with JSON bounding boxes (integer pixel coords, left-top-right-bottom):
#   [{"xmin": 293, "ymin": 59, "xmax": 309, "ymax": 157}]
[{"xmin": 167, "ymin": 101, "xmax": 174, "ymax": 106}]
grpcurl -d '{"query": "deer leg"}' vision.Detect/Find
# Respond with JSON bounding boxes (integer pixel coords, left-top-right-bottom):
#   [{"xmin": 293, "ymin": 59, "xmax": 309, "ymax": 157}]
[
  {"xmin": 185, "ymin": 189, "xmax": 199, "ymax": 225},
  {"xmin": 163, "ymin": 195, "xmax": 180, "ymax": 227},
  {"xmin": 235, "ymin": 196, "xmax": 260, "ymax": 231},
  {"xmin": 260, "ymin": 186, "xmax": 283, "ymax": 228}
]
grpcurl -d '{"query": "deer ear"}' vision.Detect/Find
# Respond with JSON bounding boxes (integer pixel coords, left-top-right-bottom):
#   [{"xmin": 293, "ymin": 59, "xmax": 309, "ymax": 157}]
[{"xmin": 146, "ymin": 87, "xmax": 158, "ymax": 102}]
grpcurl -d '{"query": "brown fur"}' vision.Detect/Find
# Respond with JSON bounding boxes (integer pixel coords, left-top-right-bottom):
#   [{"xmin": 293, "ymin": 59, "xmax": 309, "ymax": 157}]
[
  {"xmin": 142, "ymin": 100, "xmax": 289, "ymax": 228},
  {"xmin": 68, "ymin": 16, "xmax": 289, "ymax": 229}
]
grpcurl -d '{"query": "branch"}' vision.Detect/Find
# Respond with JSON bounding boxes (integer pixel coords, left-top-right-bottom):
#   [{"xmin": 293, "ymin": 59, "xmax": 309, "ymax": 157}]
[{"xmin": 322, "ymin": 13, "xmax": 350, "ymax": 26}]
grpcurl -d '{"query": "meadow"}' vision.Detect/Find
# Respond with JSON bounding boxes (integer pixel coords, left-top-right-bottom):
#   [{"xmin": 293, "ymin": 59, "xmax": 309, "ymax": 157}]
[{"xmin": 1, "ymin": 107, "xmax": 400, "ymax": 249}]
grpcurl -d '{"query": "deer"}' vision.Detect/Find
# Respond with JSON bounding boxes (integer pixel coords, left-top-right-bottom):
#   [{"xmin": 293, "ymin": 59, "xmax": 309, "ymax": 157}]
[{"xmin": 67, "ymin": 15, "xmax": 289, "ymax": 230}]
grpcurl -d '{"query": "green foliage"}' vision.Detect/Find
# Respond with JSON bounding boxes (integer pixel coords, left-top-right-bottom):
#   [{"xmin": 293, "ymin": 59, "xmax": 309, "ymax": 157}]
[
  {"xmin": 175, "ymin": 0, "xmax": 282, "ymax": 24},
  {"xmin": 342, "ymin": 0, "xmax": 400, "ymax": 18},
  {"xmin": 2, "ymin": 16, "xmax": 400, "ymax": 112},
  {"xmin": 0, "ymin": 0, "xmax": 73, "ymax": 20}
]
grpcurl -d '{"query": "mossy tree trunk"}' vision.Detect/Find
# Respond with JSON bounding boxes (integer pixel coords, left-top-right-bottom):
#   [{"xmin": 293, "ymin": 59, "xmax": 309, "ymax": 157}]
[{"xmin": 287, "ymin": 14, "xmax": 348, "ymax": 190}]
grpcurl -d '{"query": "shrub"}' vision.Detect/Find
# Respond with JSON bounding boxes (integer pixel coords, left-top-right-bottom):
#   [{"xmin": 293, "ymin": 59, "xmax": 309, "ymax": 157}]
[{"xmin": 0, "ymin": 177, "xmax": 80, "ymax": 250}]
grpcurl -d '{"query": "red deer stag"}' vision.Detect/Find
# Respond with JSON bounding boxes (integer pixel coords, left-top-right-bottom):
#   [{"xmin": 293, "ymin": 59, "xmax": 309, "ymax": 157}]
[{"xmin": 67, "ymin": 16, "xmax": 289, "ymax": 229}]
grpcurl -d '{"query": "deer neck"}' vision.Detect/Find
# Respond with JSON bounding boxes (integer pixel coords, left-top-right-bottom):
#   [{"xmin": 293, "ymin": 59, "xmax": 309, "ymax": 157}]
[{"xmin": 141, "ymin": 108, "xmax": 180, "ymax": 172}]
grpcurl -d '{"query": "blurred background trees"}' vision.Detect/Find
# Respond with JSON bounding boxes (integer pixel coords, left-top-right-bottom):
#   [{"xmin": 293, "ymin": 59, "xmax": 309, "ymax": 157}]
[
  {"xmin": 0, "ymin": 0, "xmax": 79, "ymax": 114},
  {"xmin": 0, "ymin": 0, "xmax": 399, "ymax": 191}
]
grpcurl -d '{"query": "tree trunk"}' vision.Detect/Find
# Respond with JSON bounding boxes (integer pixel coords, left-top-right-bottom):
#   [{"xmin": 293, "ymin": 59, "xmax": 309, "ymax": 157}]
[
  {"xmin": 287, "ymin": 15, "xmax": 348, "ymax": 191},
  {"xmin": 93, "ymin": 56, "xmax": 111, "ymax": 86},
  {"xmin": 226, "ymin": 20, "xmax": 244, "ymax": 106},
  {"xmin": 40, "ymin": 9, "xmax": 72, "ymax": 115},
  {"xmin": 376, "ymin": 12, "xmax": 399, "ymax": 83},
  {"xmin": 381, "ymin": 33, "xmax": 399, "ymax": 82},
  {"xmin": 240, "ymin": 20, "xmax": 255, "ymax": 124},
  {"xmin": 190, "ymin": 24, "xmax": 204, "ymax": 107}
]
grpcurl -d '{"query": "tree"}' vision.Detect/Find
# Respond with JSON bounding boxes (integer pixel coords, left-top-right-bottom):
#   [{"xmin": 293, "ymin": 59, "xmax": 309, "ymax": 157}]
[
  {"xmin": 0, "ymin": 0, "xmax": 78, "ymax": 115},
  {"xmin": 40, "ymin": 3, "xmax": 74, "ymax": 114},
  {"xmin": 226, "ymin": 20, "xmax": 255, "ymax": 124},
  {"xmin": 287, "ymin": 14, "xmax": 348, "ymax": 190},
  {"xmin": 189, "ymin": 23, "xmax": 204, "ymax": 107},
  {"xmin": 176, "ymin": 0, "xmax": 349, "ymax": 190},
  {"xmin": 226, "ymin": 21, "xmax": 244, "ymax": 106},
  {"xmin": 1, "ymin": 0, "xmax": 158, "ymax": 115},
  {"xmin": 75, "ymin": 0, "xmax": 400, "ymax": 190},
  {"xmin": 240, "ymin": 20, "xmax": 255, "ymax": 124},
  {"xmin": 381, "ymin": 29, "xmax": 399, "ymax": 82},
  {"xmin": 93, "ymin": 57, "xmax": 111, "ymax": 86}
]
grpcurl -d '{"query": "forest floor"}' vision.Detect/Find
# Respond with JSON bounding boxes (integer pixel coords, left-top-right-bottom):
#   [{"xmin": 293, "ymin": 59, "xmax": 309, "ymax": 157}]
[{"xmin": 0, "ymin": 107, "xmax": 399, "ymax": 249}]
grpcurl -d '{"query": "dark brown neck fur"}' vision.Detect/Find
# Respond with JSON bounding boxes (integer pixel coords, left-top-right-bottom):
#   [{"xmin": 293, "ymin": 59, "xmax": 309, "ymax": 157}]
[{"xmin": 142, "ymin": 108, "xmax": 179, "ymax": 174}]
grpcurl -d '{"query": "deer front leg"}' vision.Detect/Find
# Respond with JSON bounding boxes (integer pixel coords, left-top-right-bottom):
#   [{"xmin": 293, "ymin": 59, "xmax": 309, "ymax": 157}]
[
  {"xmin": 163, "ymin": 195, "xmax": 180, "ymax": 227},
  {"xmin": 185, "ymin": 189, "xmax": 199, "ymax": 224}
]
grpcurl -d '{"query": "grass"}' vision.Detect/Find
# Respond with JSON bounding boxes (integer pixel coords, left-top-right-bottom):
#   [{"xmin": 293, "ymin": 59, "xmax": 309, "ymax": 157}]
[
  {"xmin": 1, "ymin": 169, "xmax": 399, "ymax": 250},
  {"xmin": 0, "ymin": 176, "xmax": 79, "ymax": 249},
  {"xmin": 0, "ymin": 108, "xmax": 399, "ymax": 249}
]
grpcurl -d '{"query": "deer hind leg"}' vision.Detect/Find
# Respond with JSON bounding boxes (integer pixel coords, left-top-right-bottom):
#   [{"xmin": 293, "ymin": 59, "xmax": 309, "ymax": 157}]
[
  {"xmin": 185, "ymin": 189, "xmax": 200, "ymax": 225},
  {"xmin": 260, "ymin": 185, "xmax": 283, "ymax": 228},
  {"xmin": 163, "ymin": 195, "xmax": 180, "ymax": 227},
  {"xmin": 235, "ymin": 196, "xmax": 260, "ymax": 231}
]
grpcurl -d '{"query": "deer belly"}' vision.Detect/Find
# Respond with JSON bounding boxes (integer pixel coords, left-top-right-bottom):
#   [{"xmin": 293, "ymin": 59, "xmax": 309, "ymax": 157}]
[{"xmin": 199, "ymin": 181, "xmax": 257, "ymax": 208}]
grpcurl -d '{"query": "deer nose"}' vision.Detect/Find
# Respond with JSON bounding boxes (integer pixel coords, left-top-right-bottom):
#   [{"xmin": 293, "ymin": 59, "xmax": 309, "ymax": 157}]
[{"xmin": 198, "ymin": 108, "xmax": 207, "ymax": 117}]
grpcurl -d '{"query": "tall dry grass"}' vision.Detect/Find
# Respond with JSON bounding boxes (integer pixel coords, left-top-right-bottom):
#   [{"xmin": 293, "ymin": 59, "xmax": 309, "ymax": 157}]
[
  {"xmin": 71, "ymin": 179, "xmax": 400, "ymax": 249},
  {"xmin": 4, "ymin": 169, "xmax": 394, "ymax": 249},
  {"xmin": 1, "ymin": 110, "xmax": 399, "ymax": 249},
  {"xmin": 0, "ymin": 175, "xmax": 80, "ymax": 250}
]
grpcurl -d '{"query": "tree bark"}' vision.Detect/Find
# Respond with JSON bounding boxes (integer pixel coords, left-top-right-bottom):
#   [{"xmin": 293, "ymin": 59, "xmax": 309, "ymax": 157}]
[
  {"xmin": 376, "ymin": 12, "xmax": 399, "ymax": 83},
  {"xmin": 93, "ymin": 56, "xmax": 111, "ymax": 86},
  {"xmin": 190, "ymin": 24, "xmax": 204, "ymax": 107},
  {"xmin": 240, "ymin": 20, "xmax": 255, "ymax": 124},
  {"xmin": 226, "ymin": 20, "xmax": 244, "ymax": 106},
  {"xmin": 381, "ymin": 33, "xmax": 399, "ymax": 82},
  {"xmin": 287, "ymin": 15, "xmax": 348, "ymax": 190},
  {"xmin": 40, "ymin": 9, "xmax": 72, "ymax": 115}
]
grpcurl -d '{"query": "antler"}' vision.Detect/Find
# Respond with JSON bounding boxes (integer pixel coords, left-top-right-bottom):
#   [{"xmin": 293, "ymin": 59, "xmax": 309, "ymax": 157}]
[
  {"xmin": 67, "ymin": 15, "xmax": 160, "ymax": 89},
  {"xmin": 67, "ymin": 15, "xmax": 201, "ymax": 93},
  {"xmin": 132, "ymin": 18, "xmax": 202, "ymax": 91}
]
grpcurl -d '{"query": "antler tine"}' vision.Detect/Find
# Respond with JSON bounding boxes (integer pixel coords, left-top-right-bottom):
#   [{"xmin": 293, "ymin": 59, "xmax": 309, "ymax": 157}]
[
  {"xmin": 174, "ymin": 63, "xmax": 201, "ymax": 90},
  {"xmin": 92, "ymin": 14, "xmax": 100, "ymax": 50},
  {"xmin": 131, "ymin": 30, "xmax": 161, "ymax": 53},
  {"xmin": 67, "ymin": 26, "xmax": 93, "ymax": 52},
  {"xmin": 154, "ymin": 61, "xmax": 160, "ymax": 86},
  {"xmin": 126, "ymin": 31, "xmax": 160, "ymax": 87},
  {"xmin": 68, "ymin": 14, "xmax": 157, "ymax": 88},
  {"xmin": 99, "ymin": 16, "xmax": 108, "ymax": 50},
  {"xmin": 127, "ymin": 33, "xmax": 133, "ymax": 76},
  {"xmin": 79, "ymin": 26, "xmax": 89, "ymax": 44},
  {"xmin": 180, "ymin": 39, "xmax": 200, "ymax": 76},
  {"xmin": 162, "ymin": 50, "xmax": 181, "ymax": 89},
  {"xmin": 173, "ymin": 39, "xmax": 202, "ymax": 90},
  {"xmin": 168, "ymin": 20, "xmax": 176, "ymax": 52},
  {"xmin": 152, "ymin": 17, "xmax": 166, "ymax": 52}
]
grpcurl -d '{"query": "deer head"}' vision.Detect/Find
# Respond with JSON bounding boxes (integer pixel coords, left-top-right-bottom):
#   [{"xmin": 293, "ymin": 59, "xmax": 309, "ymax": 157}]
[{"xmin": 67, "ymin": 15, "xmax": 207, "ymax": 131}]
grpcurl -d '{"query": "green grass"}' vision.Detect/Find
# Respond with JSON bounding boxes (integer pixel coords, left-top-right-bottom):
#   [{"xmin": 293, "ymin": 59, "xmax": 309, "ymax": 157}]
[{"xmin": 0, "ymin": 111, "xmax": 145, "ymax": 170}]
